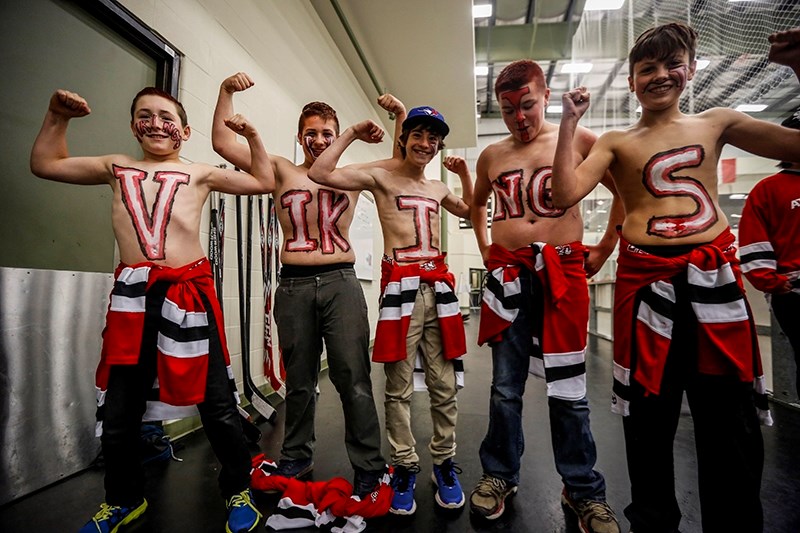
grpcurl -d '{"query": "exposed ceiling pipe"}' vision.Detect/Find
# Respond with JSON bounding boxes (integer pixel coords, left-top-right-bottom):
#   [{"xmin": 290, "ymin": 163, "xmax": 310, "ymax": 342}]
[{"xmin": 330, "ymin": 0, "xmax": 385, "ymax": 99}]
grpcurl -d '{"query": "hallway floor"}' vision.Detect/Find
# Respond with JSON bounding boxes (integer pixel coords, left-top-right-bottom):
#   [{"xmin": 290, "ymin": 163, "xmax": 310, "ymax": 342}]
[{"xmin": 2, "ymin": 311, "xmax": 799, "ymax": 532}]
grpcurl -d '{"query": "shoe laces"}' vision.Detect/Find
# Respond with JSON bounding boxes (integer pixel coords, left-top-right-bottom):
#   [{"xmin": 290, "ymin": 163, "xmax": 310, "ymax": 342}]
[
  {"xmin": 93, "ymin": 503, "xmax": 122, "ymax": 521},
  {"xmin": 578, "ymin": 499, "xmax": 617, "ymax": 523},
  {"xmin": 436, "ymin": 459, "xmax": 463, "ymax": 486},
  {"xmin": 227, "ymin": 490, "xmax": 251, "ymax": 509},
  {"xmin": 475, "ymin": 474, "xmax": 507, "ymax": 497},
  {"xmin": 391, "ymin": 464, "xmax": 420, "ymax": 492}
]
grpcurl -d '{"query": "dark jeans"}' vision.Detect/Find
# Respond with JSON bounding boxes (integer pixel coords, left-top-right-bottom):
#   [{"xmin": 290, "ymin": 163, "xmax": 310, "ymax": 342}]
[
  {"xmin": 623, "ymin": 274, "xmax": 764, "ymax": 533},
  {"xmin": 274, "ymin": 267, "xmax": 384, "ymax": 472},
  {"xmin": 102, "ymin": 285, "xmax": 250, "ymax": 506},
  {"xmin": 770, "ymin": 291, "xmax": 800, "ymax": 397},
  {"xmin": 479, "ymin": 269, "xmax": 606, "ymax": 500}
]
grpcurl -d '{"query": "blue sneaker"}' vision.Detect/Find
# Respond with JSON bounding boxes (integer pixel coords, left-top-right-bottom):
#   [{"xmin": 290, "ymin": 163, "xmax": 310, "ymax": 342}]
[
  {"xmin": 432, "ymin": 458, "xmax": 465, "ymax": 509},
  {"xmin": 225, "ymin": 489, "xmax": 262, "ymax": 533},
  {"xmin": 390, "ymin": 464, "xmax": 420, "ymax": 515},
  {"xmin": 79, "ymin": 500, "xmax": 147, "ymax": 533}
]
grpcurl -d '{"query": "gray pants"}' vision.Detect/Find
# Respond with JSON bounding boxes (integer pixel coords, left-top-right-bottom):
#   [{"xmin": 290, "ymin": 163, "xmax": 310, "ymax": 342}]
[{"xmin": 274, "ymin": 266, "xmax": 384, "ymax": 472}]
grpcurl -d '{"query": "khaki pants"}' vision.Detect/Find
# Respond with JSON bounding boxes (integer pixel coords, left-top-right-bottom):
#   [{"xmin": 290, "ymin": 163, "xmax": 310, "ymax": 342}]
[{"xmin": 384, "ymin": 283, "xmax": 458, "ymax": 466}]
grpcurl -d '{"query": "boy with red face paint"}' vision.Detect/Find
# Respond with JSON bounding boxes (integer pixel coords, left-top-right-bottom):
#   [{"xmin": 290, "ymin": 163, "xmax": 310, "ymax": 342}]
[
  {"xmin": 212, "ymin": 73, "xmax": 406, "ymax": 498},
  {"xmin": 31, "ymin": 87, "xmax": 274, "ymax": 533},
  {"xmin": 552, "ymin": 23, "xmax": 800, "ymax": 533},
  {"xmin": 467, "ymin": 60, "xmax": 623, "ymax": 533},
  {"xmin": 307, "ymin": 107, "xmax": 473, "ymax": 515}
]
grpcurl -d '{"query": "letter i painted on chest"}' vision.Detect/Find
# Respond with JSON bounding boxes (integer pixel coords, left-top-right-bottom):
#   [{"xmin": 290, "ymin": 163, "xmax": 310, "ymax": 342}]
[{"xmin": 113, "ymin": 164, "xmax": 190, "ymax": 260}]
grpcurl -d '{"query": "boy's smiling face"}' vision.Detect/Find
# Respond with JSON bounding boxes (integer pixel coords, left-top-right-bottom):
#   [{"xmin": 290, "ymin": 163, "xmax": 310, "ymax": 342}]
[
  {"xmin": 131, "ymin": 94, "xmax": 190, "ymax": 155},
  {"xmin": 628, "ymin": 50, "xmax": 696, "ymax": 112}
]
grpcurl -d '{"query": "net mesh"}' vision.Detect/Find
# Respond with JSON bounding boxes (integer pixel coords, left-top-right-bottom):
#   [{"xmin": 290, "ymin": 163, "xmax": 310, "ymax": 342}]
[{"xmin": 570, "ymin": 0, "xmax": 800, "ymax": 132}]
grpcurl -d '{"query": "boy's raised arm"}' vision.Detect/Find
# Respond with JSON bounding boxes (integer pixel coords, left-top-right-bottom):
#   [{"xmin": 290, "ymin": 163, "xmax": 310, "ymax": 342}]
[
  {"xmin": 377, "ymin": 93, "xmax": 407, "ymax": 162},
  {"xmin": 470, "ymin": 153, "xmax": 492, "ymax": 264},
  {"xmin": 30, "ymin": 90, "xmax": 111, "ymax": 185},
  {"xmin": 307, "ymin": 120, "xmax": 385, "ymax": 191},
  {"xmin": 442, "ymin": 155, "xmax": 473, "ymax": 219},
  {"xmin": 212, "ymin": 72, "xmax": 257, "ymax": 172},
  {"xmin": 207, "ymin": 114, "xmax": 275, "ymax": 195},
  {"xmin": 551, "ymin": 87, "xmax": 610, "ymax": 209}
]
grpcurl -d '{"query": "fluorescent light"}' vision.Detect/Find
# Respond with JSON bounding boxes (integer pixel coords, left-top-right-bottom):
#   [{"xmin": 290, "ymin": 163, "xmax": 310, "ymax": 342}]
[
  {"xmin": 696, "ymin": 59, "xmax": 710, "ymax": 70},
  {"xmin": 474, "ymin": 65, "xmax": 489, "ymax": 76},
  {"xmin": 736, "ymin": 104, "xmax": 767, "ymax": 112},
  {"xmin": 546, "ymin": 105, "xmax": 563, "ymax": 114},
  {"xmin": 730, "ymin": 193, "xmax": 748, "ymax": 200},
  {"xmin": 473, "ymin": 4, "xmax": 492, "ymax": 18},
  {"xmin": 635, "ymin": 105, "xmax": 642, "ymax": 113},
  {"xmin": 584, "ymin": 0, "xmax": 625, "ymax": 10},
  {"xmin": 731, "ymin": 213, "xmax": 742, "ymax": 218},
  {"xmin": 560, "ymin": 62, "xmax": 593, "ymax": 74}
]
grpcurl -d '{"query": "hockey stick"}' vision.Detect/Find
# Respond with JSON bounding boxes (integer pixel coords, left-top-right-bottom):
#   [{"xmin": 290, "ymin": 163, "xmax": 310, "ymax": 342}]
[
  {"xmin": 235, "ymin": 194, "xmax": 277, "ymax": 422},
  {"xmin": 209, "ymin": 188, "xmax": 262, "ymax": 441},
  {"xmin": 258, "ymin": 195, "xmax": 286, "ymax": 396}
]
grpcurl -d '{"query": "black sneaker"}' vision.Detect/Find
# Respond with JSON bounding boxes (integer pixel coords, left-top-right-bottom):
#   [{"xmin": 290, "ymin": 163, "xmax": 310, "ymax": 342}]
[
  {"xmin": 353, "ymin": 466, "xmax": 388, "ymax": 499},
  {"xmin": 274, "ymin": 457, "xmax": 314, "ymax": 478}
]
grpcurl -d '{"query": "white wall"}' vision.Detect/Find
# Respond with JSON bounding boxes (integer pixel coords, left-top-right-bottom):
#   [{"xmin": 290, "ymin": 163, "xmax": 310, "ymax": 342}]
[{"xmin": 118, "ymin": 0, "xmax": 393, "ymax": 392}]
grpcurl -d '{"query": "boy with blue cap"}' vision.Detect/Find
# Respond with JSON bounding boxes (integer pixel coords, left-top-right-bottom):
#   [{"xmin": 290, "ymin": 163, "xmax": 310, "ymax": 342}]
[{"xmin": 308, "ymin": 105, "xmax": 473, "ymax": 515}]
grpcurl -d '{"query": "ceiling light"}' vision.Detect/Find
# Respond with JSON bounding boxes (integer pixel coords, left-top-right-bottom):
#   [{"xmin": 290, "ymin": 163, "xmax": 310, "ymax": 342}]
[
  {"xmin": 547, "ymin": 105, "xmax": 563, "ymax": 114},
  {"xmin": 635, "ymin": 105, "xmax": 642, "ymax": 113},
  {"xmin": 696, "ymin": 59, "xmax": 710, "ymax": 70},
  {"xmin": 735, "ymin": 104, "xmax": 767, "ymax": 112},
  {"xmin": 474, "ymin": 65, "xmax": 489, "ymax": 76},
  {"xmin": 729, "ymin": 193, "xmax": 748, "ymax": 200},
  {"xmin": 584, "ymin": 0, "xmax": 625, "ymax": 10},
  {"xmin": 473, "ymin": 4, "xmax": 492, "ymax": 18},
  {"xmin": 560, "ymin": 62, "xmax": 593, "ymax": 74}
]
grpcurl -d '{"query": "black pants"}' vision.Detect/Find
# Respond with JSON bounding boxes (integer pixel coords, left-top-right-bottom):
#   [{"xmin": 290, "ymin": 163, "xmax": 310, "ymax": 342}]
[
  {"xmin": 623, "ymin": 274, "xmax": 764, "ymax": 533},
  {"xmin": 770, "ymin": 291, "xmax": 800, "ymax": 397},
  {"xmin": 101, "ymin": 283, "xmax": 250, "ymax": 506}
]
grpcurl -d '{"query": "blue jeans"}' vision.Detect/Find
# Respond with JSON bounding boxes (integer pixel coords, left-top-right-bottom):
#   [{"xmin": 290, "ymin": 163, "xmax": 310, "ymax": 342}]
[{"xmin": 478, "ymin": 269, "xmax": 605, "ymax": 501}]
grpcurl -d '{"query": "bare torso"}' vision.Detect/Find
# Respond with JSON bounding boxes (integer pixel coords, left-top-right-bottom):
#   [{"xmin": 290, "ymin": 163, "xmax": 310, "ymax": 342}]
[
  {"xmin": 273, "ymin": 157, "xmax": 359, "ymax": 266},
  {"xmin": 605, "ymin": 111, "xmax": 729, "ymax": 245},
  {"xmin": 481, "ymin": 123, "xmax": 586, "ymax": 249}
]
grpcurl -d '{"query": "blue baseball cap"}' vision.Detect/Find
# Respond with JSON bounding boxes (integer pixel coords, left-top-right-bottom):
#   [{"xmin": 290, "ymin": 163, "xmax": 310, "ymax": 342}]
[{"xmin": 402, "ymin": 106, "xmax": 450, "ymax": 137}]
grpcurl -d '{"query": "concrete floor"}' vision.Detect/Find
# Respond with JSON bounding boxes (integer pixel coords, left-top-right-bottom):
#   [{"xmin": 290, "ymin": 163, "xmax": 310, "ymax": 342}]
[{"xmin": 2, "ymin": 310, "xmax": 799, "ymax": 532}]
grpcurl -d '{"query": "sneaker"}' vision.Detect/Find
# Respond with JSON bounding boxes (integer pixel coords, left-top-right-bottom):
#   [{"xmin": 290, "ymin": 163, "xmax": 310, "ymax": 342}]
[
  {"xmin": 431, "ymin": 458, "xmax": 465, "ymax": 509},
  {"xmin": 389, "ymin": 464, "xmax": 420, "ymax": 515},
  {"xmin": 561, "ymin": 488, "xmax": 620, "ymax": 533},
  {"xmin": 79, "ymin": 499, "xmax": 148, "ymax": 533},
  {"xmin": 469, "ymin": 474, "xmax": 517, "ymax": 520},
  {"xmin": 274, "ymin": 457, "xmax": 314, "ymax": 478},
  {"xmin": 353, "ymin": 466, "xmax": 387, "ymax": 499},
  {"xmin": 226, "ymin": 489, "xmax": 262, "ymax": 533}
]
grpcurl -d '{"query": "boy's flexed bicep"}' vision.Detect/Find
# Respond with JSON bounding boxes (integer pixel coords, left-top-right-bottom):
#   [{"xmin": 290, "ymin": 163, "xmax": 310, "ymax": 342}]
[
  {"xmin": 308, "ymin": 120, "xmax": 384, "ymax": 191},
  {"xmin": 30, "ymin": 90, "xmax": 114, "ymax": 185},
  {"xmin": 212, "ymin": 72, "xmax": 259, "ymax": 172},
  {"xmin": 441, "ymin": 155, "xmax": 473, "ymax": 218},
  {"xmin": 720, "ymin": 108, "xmax": 800, "ymax": 164}
]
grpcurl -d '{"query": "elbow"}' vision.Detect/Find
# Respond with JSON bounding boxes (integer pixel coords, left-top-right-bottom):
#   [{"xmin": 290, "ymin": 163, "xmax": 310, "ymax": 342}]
[{"xmin": 550, "ymin": 192, "xmax": 573, "ymax": 210}]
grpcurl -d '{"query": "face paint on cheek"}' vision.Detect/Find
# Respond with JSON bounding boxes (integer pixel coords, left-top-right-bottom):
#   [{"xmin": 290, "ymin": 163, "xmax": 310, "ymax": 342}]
[
  {"xmin": 322, "ymin": 134, "xmax": 334, "ymax": 150},
  {"xmin": 162, "ymin": 122, "xmax": 182, "ymax": 150},
  {"xmin": 670, "ymin": 65, "xmax": 689, "ymax": 90},
  {"xmin": 304, "ymin": 135, "xmax": 317, "ymax": 160},
  {"xmin": 134, "ymin": 120, "xmax": 151, "ymax": 141},
  {"xmin": 500, "ymin": 86, "xmax": 532, "ymax": 141}
]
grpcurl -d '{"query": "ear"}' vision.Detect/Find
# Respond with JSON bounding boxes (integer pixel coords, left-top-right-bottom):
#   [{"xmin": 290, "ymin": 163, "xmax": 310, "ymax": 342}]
[
  {"xmin": 544, "ymin": 87, "xmax": 551, "ymax": 106},
  {"xmin": 688, "ymin": 60, "xmax": 697, "ymax": 81},
  {"xmin": 182, "ymin": 124, "xmax": 191, "ymax": 141},
  {"xmin": 627, "ymin": 75, "xmax": 635, "ymax": 93}
]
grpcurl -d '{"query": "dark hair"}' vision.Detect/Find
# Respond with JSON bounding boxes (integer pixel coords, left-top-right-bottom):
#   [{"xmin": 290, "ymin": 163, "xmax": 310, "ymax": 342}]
[
  {"xmin": 398, "ymin": 124, "xmax": 446, "ymax": 158},
  {"xmin": 298, "ymin": 101, "xmax": 339, "ymax": 136},
  {"xmin": 130, "ymin": 87, "xmax": 188, "ymax": 127},
  {"xmin": 629, "ymin": 22, "xmax": 698, "ymax": 76},
  {"xmin": 495, "ymin": 59, "xmax": 546, "ymax": 100}
]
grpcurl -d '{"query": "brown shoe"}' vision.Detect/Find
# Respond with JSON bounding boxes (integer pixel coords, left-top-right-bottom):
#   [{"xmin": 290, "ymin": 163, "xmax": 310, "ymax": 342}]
[
  {"xmin": 469, "ymin": 474, "xmax": 517, "ymax": 520},
  {"xmin": 561, "ymin": 488, "xmax": 620, "ymax": 533}
]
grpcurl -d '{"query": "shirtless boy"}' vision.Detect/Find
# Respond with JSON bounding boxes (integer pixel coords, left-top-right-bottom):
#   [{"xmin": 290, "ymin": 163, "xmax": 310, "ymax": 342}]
[
  {"xmin": 31, "ymin": 87, "xmax": 273, "ymax": 533},
  {"xmin": 468, "ymin": 59, "xmax": 622, "ymax": 533},
  {"xmin": 212, "ymin": 72, "xmax": 405, "ymax": 497},
  {"xmin": 551, "ymin": 23, "xmax": 800, "ymax": 533},
  {"xmin": 307, "ymin": 107, "xmax": 472, "ymax": 515}
]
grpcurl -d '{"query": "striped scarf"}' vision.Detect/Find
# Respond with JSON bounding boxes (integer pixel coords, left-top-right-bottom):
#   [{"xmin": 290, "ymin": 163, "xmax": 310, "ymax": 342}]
[
  {"xmin": 372, "ymin": 255, "xmax": 466, "ymax": 363},
  {"xmin": 95, "ymin": 259, "xmax": 237, "ymax": 428},
  {"xmin": 612, "ymin": 229, "xmax": 772, "ymax": 425},
  {"xmin": 478, "ymin": 242, "xmax": 589, "ymax": 401}
]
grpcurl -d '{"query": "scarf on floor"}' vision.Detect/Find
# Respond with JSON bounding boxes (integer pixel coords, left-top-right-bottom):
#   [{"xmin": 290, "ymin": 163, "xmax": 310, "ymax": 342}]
[
  {"xmin": 612, "ymin": 228, "xmax": 772, "ymax": 425},
  {"xmin": 479, "ymin": 242, "xmax": 589, "ymax": 401},
  {"xmin": 250, "ymin": 454, "xmax": 393, "ymax": 533},
  {"xmin": 372, "ymin": 255, "xmax": 466, "ymax": 363},
  {"xmin": 95, "ymin": 259, "xmax": 237, "ymax": 431}
]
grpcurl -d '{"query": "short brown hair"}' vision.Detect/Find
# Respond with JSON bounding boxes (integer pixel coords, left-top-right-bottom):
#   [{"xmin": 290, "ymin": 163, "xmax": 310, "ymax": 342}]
[
  {"xmin": 130, "ymin": 87, "xmax": 188, "ymax": 127},
  {"xmin": 298, "ymin": 101, "xmax": 339, "ymax": 136},
  {"xmin": 629, "ymin": 22, "xmax": 698, "ymax": 76},
  {"xmin": 495, "ymin": 60, "xmax": 546, "ymax": 101}
]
